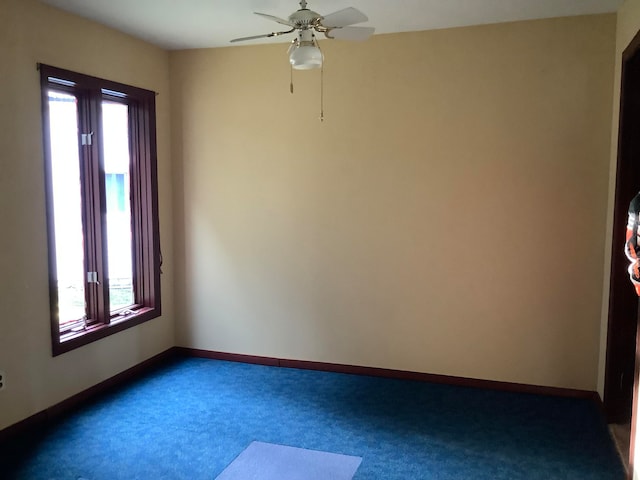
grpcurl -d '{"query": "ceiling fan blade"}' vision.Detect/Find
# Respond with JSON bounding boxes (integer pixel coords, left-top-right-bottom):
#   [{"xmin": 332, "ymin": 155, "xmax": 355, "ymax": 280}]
[
  {"xmin": 321, "ymin": 7, "xmax": 368, "ymax": 28},
  {"xmin": 254, "ymin": 12, "xmax": 295, "ymax": 27},
  {"xmin": 325, "ymin": 26, "xmax": 375, "ymax": 41},
  {"xmin": 230, "ymin": 29, "xmax": 295, "ymax": 43}
]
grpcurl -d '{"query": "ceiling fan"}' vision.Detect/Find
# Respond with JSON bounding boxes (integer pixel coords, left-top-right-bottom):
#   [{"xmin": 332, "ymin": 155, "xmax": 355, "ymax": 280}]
[{"xmin": 230, "ymin": 0, "xmax": 375, "ymax": 70}]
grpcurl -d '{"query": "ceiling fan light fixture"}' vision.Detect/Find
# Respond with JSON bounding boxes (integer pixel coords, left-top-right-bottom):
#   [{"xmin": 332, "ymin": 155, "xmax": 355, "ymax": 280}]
[{"xmin": 289, "ymin": 43, "xmax": 323, "ymax": 70}]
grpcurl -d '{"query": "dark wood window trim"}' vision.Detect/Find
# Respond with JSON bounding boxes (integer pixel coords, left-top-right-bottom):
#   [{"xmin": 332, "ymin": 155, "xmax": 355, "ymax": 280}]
[{"xmin": 39, "ymin": 64, "xmax": 161, "ymax": 356}]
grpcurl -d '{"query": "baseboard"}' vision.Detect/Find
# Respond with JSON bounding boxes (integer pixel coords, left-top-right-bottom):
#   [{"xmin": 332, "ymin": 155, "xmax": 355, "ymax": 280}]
[
  {"xmin": 0, "ymin": 347, "xmax": 178, "ymax": 445},
  {"xmin": 0, "ymin": 345, "xmax": 603, "ymax": 447},
  {"xmin": 176, "ymin": 347, "xmax": 601, "ymax": 403}
]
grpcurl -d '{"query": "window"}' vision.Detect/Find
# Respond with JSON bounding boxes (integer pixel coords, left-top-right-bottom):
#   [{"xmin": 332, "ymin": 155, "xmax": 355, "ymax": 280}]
[{"xmin": 39, "ymin": 65, "xmax": 161, "ymax": 356}]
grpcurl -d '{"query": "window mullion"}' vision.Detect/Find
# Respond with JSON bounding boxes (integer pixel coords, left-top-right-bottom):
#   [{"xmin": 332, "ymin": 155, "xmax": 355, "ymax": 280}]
[
  {"xmin": 76, "ymin": 91, "xmax": 98, "ymax": 326},
  {"xmin": 128, "ymin": 102, "xmax": 144, "ymax": 306},
  {"xmin": 81, "ymin": 90, "xmax": 109, "ymax": 325}
]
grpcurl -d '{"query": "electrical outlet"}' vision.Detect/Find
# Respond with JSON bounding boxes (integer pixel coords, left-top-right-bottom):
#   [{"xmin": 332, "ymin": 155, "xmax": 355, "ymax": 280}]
[{"xmin": 0, "ymin": 370, "xmax": 5, "ymax": 391}]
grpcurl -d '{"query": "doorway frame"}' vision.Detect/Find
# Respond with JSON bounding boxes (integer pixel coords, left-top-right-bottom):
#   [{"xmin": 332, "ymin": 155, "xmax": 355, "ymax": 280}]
[{"xmin": 605, "ymin": 27, "xmax": 640, "ymax": 479}]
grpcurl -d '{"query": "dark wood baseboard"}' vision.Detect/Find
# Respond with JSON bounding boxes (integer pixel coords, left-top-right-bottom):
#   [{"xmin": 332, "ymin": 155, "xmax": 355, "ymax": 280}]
[
  {"xmin": 0, "ymin": 345, "xmax": 603, "ymax": 447},
  {"xmin": 0, "ymin": 347, "xmax": 177, "ymax": 445},
  {"xmin": 175, "ymin": 347, "xmax": 602, "ymax": 403}
]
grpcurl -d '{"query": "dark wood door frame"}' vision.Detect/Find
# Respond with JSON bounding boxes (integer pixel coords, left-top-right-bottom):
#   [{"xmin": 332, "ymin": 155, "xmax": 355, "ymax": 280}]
[
  {"xmin": 631, "ymin": 312, "xmax": 640, "ymax": 479},
  {"xmin": 604, "ymin": 27, "xmax": 640, "ymax": 479}
]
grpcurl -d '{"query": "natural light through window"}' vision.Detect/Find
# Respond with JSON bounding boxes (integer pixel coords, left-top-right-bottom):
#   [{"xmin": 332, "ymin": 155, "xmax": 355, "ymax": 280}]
[
  {"xmin": 102, "ymin": 101, "xmax": 134, "ymax": 313},
  {"xmin": 47, "ymin": 90, "xmax": 85, "ymax": 329},
  {"xmin": 47, "ymin": 95, "xmax": 137, "ymax": 325},
  {"xmin": 41, "ymin": 64, "xmax": 161, "ymax": 355}
]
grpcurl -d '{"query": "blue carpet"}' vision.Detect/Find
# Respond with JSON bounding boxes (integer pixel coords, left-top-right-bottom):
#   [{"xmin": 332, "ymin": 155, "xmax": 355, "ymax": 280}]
[
  {"xmin": 215, "ymin": 441, "xmax": 362, "ymax": 479},
  {"xmin": 1, "ymin": 357, "xmax": 625, "ymax": 479}
]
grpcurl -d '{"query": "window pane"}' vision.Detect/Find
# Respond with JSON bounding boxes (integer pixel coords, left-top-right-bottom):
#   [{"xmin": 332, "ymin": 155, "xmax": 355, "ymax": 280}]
[
  {"xmin": 47, "ymin": 91, "xmax": 86, "ymax": 327},
  {"xmin": 102, "ymin": 100, "xmax": 134, "ymax": 312}
]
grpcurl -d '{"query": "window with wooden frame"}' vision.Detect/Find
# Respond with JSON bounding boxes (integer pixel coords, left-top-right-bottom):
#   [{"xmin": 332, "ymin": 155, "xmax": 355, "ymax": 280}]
[{"xmin": 39, "ymin": 64, "xmax": 161, "ymax": 356}]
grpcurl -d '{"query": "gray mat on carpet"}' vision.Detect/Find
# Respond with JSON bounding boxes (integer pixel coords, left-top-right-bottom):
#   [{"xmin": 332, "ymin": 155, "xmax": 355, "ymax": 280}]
[{"xmin": 215, "ymin": 441, "xmax": 362, "ymax": 480}]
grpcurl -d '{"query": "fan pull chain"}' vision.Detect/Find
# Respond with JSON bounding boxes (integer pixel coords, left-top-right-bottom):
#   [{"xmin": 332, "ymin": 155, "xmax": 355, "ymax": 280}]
[
  {"xmin": 290, "ymin": 64, "xmax": 294, "ymax": 94},
  {"xmin": 319, "ymin": 63, "xmax": 324, "ymax": 122}
]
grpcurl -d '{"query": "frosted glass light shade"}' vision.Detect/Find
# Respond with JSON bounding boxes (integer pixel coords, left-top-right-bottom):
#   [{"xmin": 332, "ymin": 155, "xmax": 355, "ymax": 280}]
[{"xmin": 289, "ymin": 45, "xmax": 323, "ymax": 70}]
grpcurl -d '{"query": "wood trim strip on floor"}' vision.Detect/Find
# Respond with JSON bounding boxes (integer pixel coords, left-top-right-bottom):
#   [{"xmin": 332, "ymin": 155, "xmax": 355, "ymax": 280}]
[
  {"xmin": 0, "ymin": 348, "xmax": 178, "ymax": 445},
  {"xmin": 176, "ymin": 347, "xmax": 601, "ymax": 402},
  {"xmin": 0, "ymin": 346, "xmax": 603, "ymax": 447}
]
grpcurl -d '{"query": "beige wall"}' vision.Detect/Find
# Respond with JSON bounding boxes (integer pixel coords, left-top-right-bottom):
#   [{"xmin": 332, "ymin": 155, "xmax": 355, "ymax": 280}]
[
  {"xmin": 171, "ymin": 14, "xmax": 615, "ymax": 391},
  {"xmin": 0, "ymin": 0, "xmax": 174, "ymax": 431}
]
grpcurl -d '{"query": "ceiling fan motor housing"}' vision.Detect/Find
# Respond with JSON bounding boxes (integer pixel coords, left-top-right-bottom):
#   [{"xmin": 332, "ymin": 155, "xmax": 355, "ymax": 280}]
[{"xmin": 289, "ymin": 9, "xmax": 323, "ymax": 28}]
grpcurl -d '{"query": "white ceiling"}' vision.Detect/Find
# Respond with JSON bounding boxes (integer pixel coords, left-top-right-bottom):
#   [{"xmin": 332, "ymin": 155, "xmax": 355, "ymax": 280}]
[{"xmin": 39, "ymin": 0, "xmax": 623, "ymax": 50}]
